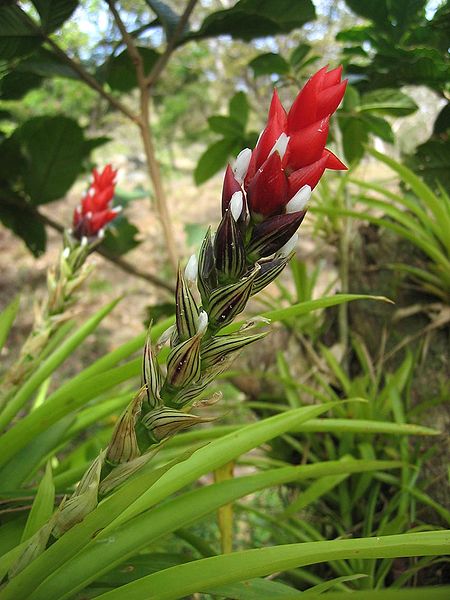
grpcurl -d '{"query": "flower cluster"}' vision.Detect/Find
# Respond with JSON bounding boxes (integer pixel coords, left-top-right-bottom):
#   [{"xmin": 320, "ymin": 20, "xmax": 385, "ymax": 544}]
[
  {"xmin": 47, "ymin": 66, "xmax": 347, "ymax": 539},
  {"xmin": 72, "ymin": 164, "xmax": 121, "ymax": 242}
]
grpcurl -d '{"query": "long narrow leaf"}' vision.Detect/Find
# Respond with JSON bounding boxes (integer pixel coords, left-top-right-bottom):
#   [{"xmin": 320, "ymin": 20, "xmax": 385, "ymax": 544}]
[{"xmin": 0, "ymin": 295, "xmax": 20, "ymax": 352}]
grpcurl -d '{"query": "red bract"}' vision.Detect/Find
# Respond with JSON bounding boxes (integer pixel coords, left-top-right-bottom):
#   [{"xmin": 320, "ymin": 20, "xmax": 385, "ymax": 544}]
[
  {"xmin": 222, "ymin": 66, "xmax": 347, "ymax": 218},
  {"xmin": 72, "ymin": 165, "xmax": 121, "ymax": 241}
]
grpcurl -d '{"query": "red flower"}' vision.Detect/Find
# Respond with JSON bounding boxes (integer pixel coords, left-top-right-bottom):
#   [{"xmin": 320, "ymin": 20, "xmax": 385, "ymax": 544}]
[
  {"xmin": 222, "ymin": 66, "xmax": 347, "ymax": 218},
  {"xmin": 72, "ymin": 165, "xmax": 121, "ymax": 241}
]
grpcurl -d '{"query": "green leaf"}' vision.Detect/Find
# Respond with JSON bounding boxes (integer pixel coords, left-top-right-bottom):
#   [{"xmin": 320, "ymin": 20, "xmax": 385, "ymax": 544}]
[
  {"xmin": 21, "ymin": 463, "xmax": 55, "ymax": 542},
  {"xmin": 345, "ymin": 0, "xmax": 390, "ymax": 29},
  {"xmin": 340, "ymin": 116, "xmax": 368, "ymax": 164},
  {"xmin": 405, "ymin": 138, "xmax": 450, "ymax": 191},
  {"xmin": 16, "ymin": 47, "xmax": 80, "ymax": 80},
  {"xmin": 0, "ymin": 295, "xmax": 20, "ymax": 352},
  {"xmin": 100, "ymin": 217, "xmax": 140, "ymax": 257},
  {"xmin": 208, "ymin": 115, "xmax": 243, "ymax": 137},
  {"xmin": 301, "ymin": 587, "xmax": 450, "ymax": 600},
  {"xmin": 0, "ymin": 197, "xmax": 47, "ymax": 256},
  {"xmin": 0, "ymin": 5, "xmax": 43, "ymax": 61},
  {"xmin": 289, "ymin": 43, "xmax": 311, "ymax": 67},
  {"xmin": 359, "ymin": 89, "xmax": 418, "ymax": 116},
  {"xmin": 187, "ymin": 0, "xmax": 316, "ymax": 42},
  {"xmin": 0, "ymin": 71, "xmax": 43, "ymax": 100},
  {"xmin": 0, "ymin": 298, "xmax": 121, "ymax": 440},
  {"xmin": 13, "ymin": 116, "xmax": 86, "ymax": 204},
  {"xmin": 433, "ymin": 102, "xmax": 450, "ymax": 135},
  {"xmin": 31, "ymin": 0, "xmax": 79, "ymax": 33},
  {"xmin": 229, "ymin": 91, "xmax": 249, "ymax": 128},
  {"xmin": 361, "ymin": 114, "xmax": 394, "ymax": 143},
  {"xmin": 249, "ymin": 52, "xmax": 290, "ymax": 77},
  {"xmin": 144, "ymin": 0, "xmax": 184, "ymax": 41},
  {"xmin": 104, "ymin": 47, "xmax": 159, "ymax": 93},
  {"xmin": 194, "ymin": 138, "xmax": 237, "ymax": 185},
  {"xmin": 90, "ymin": 531, "xmax": 450, "ymax": 599}
]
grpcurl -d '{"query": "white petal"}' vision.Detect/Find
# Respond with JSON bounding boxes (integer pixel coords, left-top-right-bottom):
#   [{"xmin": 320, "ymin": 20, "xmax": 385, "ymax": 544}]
[
  {"xmin": 157, "ymin": 324, "xmax": 176, "ymax": 348},
  {"xmin": 278, "ymin": 233, "xmax": 298, "ymax": 257},
  {"xmin": 62, "ymin": 247, "xmax": 71, "ymax": 259},
  {"xmin": 229, "ymin": 191, "xmax": 243, "ymax": 221},
  {"xmin": 269, "ymin": 133, "xmax": 290, "ymax": 160},
  {"xmin": 285, "ymin": 185, "xmax": 311, "ymax": 213},
  {"xmin": 196, "ymin": 310, "xmax": 209, "ymax": 334},
  {"xmin": 232, "ymin": 148, "xmax": 252, "ymax": 182},
  {"xmin": 184, "ymin": 254, "xmax": 198, "ymax": 283},
  {"xmin": 81, "ymin": 236, "xmax": 89, "ymax": 247}
]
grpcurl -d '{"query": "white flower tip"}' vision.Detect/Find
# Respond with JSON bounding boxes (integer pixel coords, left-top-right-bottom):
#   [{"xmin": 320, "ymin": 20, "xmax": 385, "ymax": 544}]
[
  {"xmin": 229, "ymin": 191, "xmax": 243, "ymax": 221},
  {"xmin": 285, "ymin": 185, "xmax": 312, "ymax": 214},
  {"xmin": 97, "ymin": 228, "xmax": 105, "ymax": 239},
  {"xmin": 278, "ymin": 233, "xmax": 298, "ymax": 258},
  {"xmin": 81, "ymin": 236, "xmax": 89, "ymax": 247},
  {"xmin": 112, "ymin": 205, "xmax": 122, "ymax": 214},
  {"xmin": 196, "ymin": 310, "xmax": 208, "ymax": 334},
  {"xmin": 184, "ymin": 254, "xmax": 198, "ymax": 283},
  {"xmin": 86, "ymin": 211, "xmax": 93, "ymax": 219},
  {"xmin": 233, "ymin": 148, "xmax": 252, "ymax": 182},
  {"xmin": 62, "ymin": 247, "xmax": 71, "ymax": 259},
  {"xmin": 157, "ymin": 324, "xmax": 176, "ymax": 348},
  {"xmin": 269, "ymin": 133, "xmax": 290, "ymax": 160}
]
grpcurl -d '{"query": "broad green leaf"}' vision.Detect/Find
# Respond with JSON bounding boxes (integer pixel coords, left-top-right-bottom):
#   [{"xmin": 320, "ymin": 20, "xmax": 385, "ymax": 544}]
[
  {"xmin": 100, "ymin": 217, "xmax": 140, "ymax": 257},
  {"xmin": 361, "ymin": 114, "xmax": 394, "ymax": 143},
  {"xmin": 0, "ymin": 71, "xmax": 43, "ymax": 100},
  {"xmin": 345, "ymin": 0, "xmax": 390, "ymax": 29},
  {"xmin": 0, "ymin": 5, "xmax": 42, "ymax": 61},
  {"xmin": 340, "ymin": 116, "xmax": 368, "ymax": 164},
  {"xmin": 144, "ymin": 0, "xmax": 183, "ymax": 41},
  {"xmin": 359, "ymin": 89, "xmax": 418, "ymax": 116},
  {"xmin": 0, "ymin": 295, "xmax": 20, "ymax": 351},
  {"xmin": 289, "ymin": 43, "xmax": 311, "ymax": 67},
  {"xmin": 186, "ymin": 0, "xmax": 316, "ymax": 43},
  {"xmin": 208, "ymin": 577, "xmax": 301, "ymax": 599},
  {"xmin": 303, "ymin": 587, "xmax": 450, "ymax": 600},
  {"xmin": 406, "ymin": 138, "xmax": 450, "ymax": 192},
  {"xmin": 15, "ymin": 47, "xmax": 80, "ymax": 80},
  {"xmin": 104, "ymin": 47, "xmax": 159, "ymax": 93},
  {"xmin": 20, "ymin": 463, "xmax": 55, "ymax": 542},
  {"xmin": 208, "ymin": 115, "xmax": 243, "ymax": 137},
  {"xmin": 13, "ymin": 116, "xmax": 86, "ymax": 204},
  {"xmin": 249, "ymin": 52, "xmax": 290, "ymax": 77},
  {"xmin": 0, "ymin": 197, "xmax": 47, "ymax": 256},
  {"xmin": 229, "ymin": 91, "xmax": 249, "ymax": 128},
  {"xmin": 194, "ymin": 138, "xmax": 238, "ymax": 185},
  {"xmin": 91, "ymin": 531, "xmax": 450, "ymax": 600},
  {"xmin": 31, "ymin": 0, "xmax": 78, "ymax": 33}
]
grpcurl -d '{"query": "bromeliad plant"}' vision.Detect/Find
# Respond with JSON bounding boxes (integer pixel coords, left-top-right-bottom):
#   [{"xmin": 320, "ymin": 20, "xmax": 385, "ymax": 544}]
[
  {"xmin": 1, "ymin": 67, "xmax": 449, "ymax": 599},
  {"xmin": 0, "ymin": 165, "xmax": 121, "ymax": 415}
]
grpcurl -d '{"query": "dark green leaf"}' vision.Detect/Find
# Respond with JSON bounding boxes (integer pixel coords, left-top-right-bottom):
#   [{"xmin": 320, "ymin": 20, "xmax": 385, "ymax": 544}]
[
  {"xmin": 105, "ymin": 47, "xmax": 159, "ymax": 93},
  {"xmin": 100, "ymin": 217, "xmax": 141, "ymax": 257},
  {"xmin": 229, "ymin": 91, "xmax": 249, "ymax": 128},
  {"xmin": 187, "ymin": 0, "xmax": 315, "ymax": 42},
  {"xmin": 340, "ymin": 116, "xmax": 368, "ymax": 164},
  {"xmin": 208, "ymin": 115, "xmax": 243, "ymax": 137},
  {"xmin": 0, "ymin": 5, "xmax": 42, "ymax": 61},
  {"xmin": 16, "ymin": 47, "xmax": 80, "ymax": 80},
  {"xmin": 31, "ymin": 0, "xmax": 79, "ymax": 33},
  {"xmin": 0, "ymin": 196, "xmax": 46, "ymax": 256},
  {"xmin": 289, "ymin": 43, "xmax": 311, "ymax": 67},
  {"xmin": 360, "ymin": 114, "xmax": 394, "ymax": 143},
  {"xmin": 405, "ymin": 138, "xmax": 450, "ymax": 191},
  {"xmin": 345, "ymin": 0, "xmax": 390, "ymax": 29},
  {"xmin": 83, "ymin": 136, "xmax": 111, "ymax": 156},
  {"xmin": 144, "ymin": 0, "xmax": 184, "ymax": 41},
  {"xmin": 249, "ymin": 52, "xmax": 290, "ymax": 77},
  {"xmin": 359, "ymin": 89, "xmax": 418, "ymax": 116},
  {"xmin": 0, "ymin": 71, "xmax": 43, "ymax": 100},
  {"xmin": 433, "ymin": 102, "xmax": 450, "ymax": 135},
  {"xmin": 194, "ymin": 138, "xmax": 238, "ymax": 185},
  {"xmin": 13, "ymin": 116, "xmax": 86, "ymax": 204}
]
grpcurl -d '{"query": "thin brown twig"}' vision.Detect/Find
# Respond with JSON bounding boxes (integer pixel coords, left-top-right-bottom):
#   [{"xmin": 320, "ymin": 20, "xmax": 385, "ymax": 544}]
[
  {"xmin": 37, "ymin": 210, "xmax": 175, "ymax": 294},
  {"xmin": 145, "ymin": 0, "xmax": 198, "ymax": 88},
  {"xmin": 18, "ymin": 10, "xmax": 140, "ymax": 125}
]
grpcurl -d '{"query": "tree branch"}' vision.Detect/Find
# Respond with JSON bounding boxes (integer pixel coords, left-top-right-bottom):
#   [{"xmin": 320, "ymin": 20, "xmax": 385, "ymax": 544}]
[
  {"xmin": 37, "ymin": 210, "xmax": 175, "ymax": 294},
  {"xmin": 105, "ymin": 0, "xmax": 180, "ymax": 271},
  {"xmin": 145, "ymin": 0, "xmax": 198, "ymax": 88}
]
